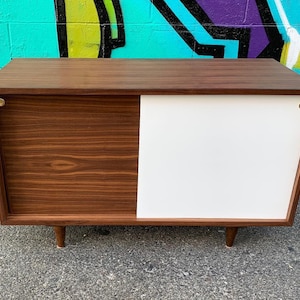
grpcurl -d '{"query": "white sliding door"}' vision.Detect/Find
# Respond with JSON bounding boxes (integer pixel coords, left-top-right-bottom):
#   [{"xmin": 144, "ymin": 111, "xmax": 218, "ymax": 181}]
[{"xmin": 137, "ymin": 95, "xmax": 300, "ymax": 219}]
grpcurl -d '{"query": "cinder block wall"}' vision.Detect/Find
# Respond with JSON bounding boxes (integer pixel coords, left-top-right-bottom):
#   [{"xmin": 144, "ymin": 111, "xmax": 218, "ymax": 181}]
[{"xmin": 0, "ymin": 0, "xmax": 299, "ymax": 73}]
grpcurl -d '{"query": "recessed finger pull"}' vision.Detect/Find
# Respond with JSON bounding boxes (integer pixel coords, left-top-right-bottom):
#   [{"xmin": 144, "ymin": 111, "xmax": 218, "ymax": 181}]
[{"xmin": 0, "ymin": 98, "xmax": 5, "ymax": 107}]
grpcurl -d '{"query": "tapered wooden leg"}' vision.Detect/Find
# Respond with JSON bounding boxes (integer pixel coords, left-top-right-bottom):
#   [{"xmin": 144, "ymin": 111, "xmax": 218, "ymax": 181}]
[
  {"xmin": 226, "ymin": 227, "xmax": 239, "ymax": 247},
  {"xmin": 53, "ymin": 226, "xmax": 66, "ymax": 248}
]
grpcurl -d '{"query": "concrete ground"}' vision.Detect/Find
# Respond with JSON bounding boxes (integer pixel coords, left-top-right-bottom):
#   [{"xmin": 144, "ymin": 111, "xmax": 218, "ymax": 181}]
[{"xmin": 0, "ymin": 207, "xmax": 299, "ymax": 299}]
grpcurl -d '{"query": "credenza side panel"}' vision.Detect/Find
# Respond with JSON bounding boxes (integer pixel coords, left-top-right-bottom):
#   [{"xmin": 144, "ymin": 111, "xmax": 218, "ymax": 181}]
[
  {"xmin": 0, "ymin": 95, "xmax": 139, "ymax": 216},
  {"xmin": 0, "ymin": 147, "xmax": 9, "ymax": 223},
  {"xmin": 137, "ymin": 95, "xmax": 300, "ymax": 219}
]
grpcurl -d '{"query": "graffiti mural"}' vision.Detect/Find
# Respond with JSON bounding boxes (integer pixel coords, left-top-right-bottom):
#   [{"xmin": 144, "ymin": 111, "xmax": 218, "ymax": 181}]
[
  {"xmin": 151, "ymin": 0, "xmax": 283, "ymax": 59},
  {"xmin": 274, "ymin": 0, "xmax": 300, "ymax": 69},
  {"xmin": 0, "ymin": 0, "xmax": 299, "ymax": 73},
  {"xmin": 54, "ymin": 0, "xmax": 125, "ymax": 58}
]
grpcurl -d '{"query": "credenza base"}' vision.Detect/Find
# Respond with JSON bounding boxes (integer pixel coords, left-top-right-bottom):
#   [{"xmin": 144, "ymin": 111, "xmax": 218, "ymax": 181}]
[{"xmin": 52, "ymin": 225, "xmax": 239, "ymax": 248}]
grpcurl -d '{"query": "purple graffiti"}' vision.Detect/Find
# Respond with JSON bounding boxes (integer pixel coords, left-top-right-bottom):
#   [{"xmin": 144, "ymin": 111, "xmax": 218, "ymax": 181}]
[{"xmin": 196, "ymin": 0, "xmax": 268, "ymax": 58}]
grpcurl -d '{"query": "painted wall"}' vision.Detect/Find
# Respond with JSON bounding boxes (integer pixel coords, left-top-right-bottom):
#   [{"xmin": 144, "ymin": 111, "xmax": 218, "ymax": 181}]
[{"xmin": 0, "ymin": 0, "xmax": 299, "ymax": 74}]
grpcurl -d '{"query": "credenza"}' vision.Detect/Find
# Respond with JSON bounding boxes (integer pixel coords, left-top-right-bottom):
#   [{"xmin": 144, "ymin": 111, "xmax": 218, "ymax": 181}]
[{"xmin": 0, "ymin": 58, "xmax": 299, "ymax": 247}]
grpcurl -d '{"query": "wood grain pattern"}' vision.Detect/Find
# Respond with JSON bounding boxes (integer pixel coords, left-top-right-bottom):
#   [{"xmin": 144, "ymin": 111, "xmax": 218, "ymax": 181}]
[
  {"xmin": 0, "ymin": 95, "xmax": 139, "ymax": 215},
  {"xmin": 0, "ymin": 59, "xmax": 300, "ymax": 95}
]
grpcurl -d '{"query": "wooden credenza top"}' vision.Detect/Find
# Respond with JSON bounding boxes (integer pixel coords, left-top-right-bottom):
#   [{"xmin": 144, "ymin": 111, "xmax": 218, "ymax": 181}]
[{"xmin": 0, "ymin": 58, "xmax": 300, "ymax": 95}]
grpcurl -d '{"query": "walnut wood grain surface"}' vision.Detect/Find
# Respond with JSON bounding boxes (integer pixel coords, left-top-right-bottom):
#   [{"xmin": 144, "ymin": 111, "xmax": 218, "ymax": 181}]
[
  {"xmin": 0, "ymin": 59, "xmax": 300, "ymax": 95},
  {"xmin": 0, "ymin": 95, "xmax": 139, "ymax": 215}
]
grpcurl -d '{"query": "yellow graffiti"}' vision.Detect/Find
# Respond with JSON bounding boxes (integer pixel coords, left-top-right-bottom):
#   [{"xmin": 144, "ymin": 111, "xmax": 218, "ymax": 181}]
[
  {"xmin": 104, "ymin": 0, "xmax": 118, "ymax": 39},
  {"xmin": 65, "ymin": 0, "xmax": 100, "ymax": 58},
  {"xmin": 281, "ymin": 42, "xmax": 300, "ymax": 69}
]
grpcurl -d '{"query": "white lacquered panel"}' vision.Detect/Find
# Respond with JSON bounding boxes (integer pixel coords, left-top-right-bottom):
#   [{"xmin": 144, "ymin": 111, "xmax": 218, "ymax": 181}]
[{"xmin": 137, "ymin": 95, "xmax": 300, "ymax": 219}]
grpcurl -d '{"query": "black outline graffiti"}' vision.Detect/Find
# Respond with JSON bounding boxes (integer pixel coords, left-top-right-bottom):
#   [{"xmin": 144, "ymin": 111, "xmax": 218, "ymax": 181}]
[
  {"xmin": 110, "ymin": 0, "xmax": 125, "ymax": 49},
  {"xmin": 255, "ymin": 0, "xmax": 283, "ymax": 60},
  {"xmin": 54, "ymin": 0, "xmax": 125, "ymax": 58},
  {"xmin": 151, "ymin": 0, "xmax": 225, "ymax": 58},
  {"xmin": 54, "ymin": 0, "xmax": 68, "ymax": 57}
]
